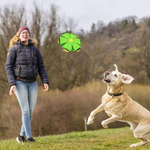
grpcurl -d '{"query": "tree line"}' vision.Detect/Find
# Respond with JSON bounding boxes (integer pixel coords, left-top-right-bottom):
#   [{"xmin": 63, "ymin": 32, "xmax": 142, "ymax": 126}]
[{"xmin": 1, "ymin": 3, "xmax": 150, "ymax": 95}]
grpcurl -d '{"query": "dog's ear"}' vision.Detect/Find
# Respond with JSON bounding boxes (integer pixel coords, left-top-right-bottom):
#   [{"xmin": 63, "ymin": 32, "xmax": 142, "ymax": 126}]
[
  {"xmin": 122, "ymin": 74, "xmax": 134, "ymax": 84},
  {"xmin": 114, "ymin": 64, "xmax": 118, "ymax": 72}
]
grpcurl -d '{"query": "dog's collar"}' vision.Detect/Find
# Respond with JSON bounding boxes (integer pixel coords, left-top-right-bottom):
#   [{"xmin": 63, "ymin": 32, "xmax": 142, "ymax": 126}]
[{"xmin": 108, "ymin": 92, "xmax": 124, "ymax": 97}]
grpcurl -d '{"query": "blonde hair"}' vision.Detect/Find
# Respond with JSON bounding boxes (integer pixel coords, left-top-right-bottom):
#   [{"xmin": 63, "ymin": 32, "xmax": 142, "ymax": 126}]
[{"xmin": 9, "ymin": 33, "xmax": 20, "ymax": 48}]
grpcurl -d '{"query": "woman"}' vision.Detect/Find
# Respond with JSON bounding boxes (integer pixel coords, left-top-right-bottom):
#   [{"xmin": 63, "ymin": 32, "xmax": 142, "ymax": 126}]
[{"xmin": 6, "ymin": 26, "xmax": 49, "ymax": 143}]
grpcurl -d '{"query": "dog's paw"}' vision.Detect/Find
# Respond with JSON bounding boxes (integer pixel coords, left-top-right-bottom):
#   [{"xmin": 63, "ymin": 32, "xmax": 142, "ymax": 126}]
[
  {"xmin": 101, "ymin": 121, "xmax": 108, "ymax": 128},
  {"xmin": 87, "ymin": 116, "xmax": 94, "ymax": 125},
  {"xmin": 129, "ymin": 143, "xmax": 138, "ymax": 148},
  {"xmin": 130, "ymin": 140, "xmax": 150, "ymax": 148},
  {"xmin": 129, "ymin": 144, "xmax": 135, "ymax": 148}
]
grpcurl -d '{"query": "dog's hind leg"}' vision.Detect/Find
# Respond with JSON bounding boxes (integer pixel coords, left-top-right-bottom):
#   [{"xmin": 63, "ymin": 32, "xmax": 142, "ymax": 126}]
[
  {"xmin": 127, "ymin": 122, "xmax": 138, "ymax": 132},
  {"xmin": 129, "ymin": 137, "xmax": 150, "ymax": 148},
  {"xmin": 129, "ymin": 123, "xmax": 150, "ymax": 147},
  {"xmin": 87, "ymin": 104, "xmax": 104, "ymax": 125}
]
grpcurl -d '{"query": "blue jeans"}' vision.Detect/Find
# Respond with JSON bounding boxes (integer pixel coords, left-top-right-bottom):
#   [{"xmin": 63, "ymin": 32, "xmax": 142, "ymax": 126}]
[{"xmin": 14, "ymin": 80, "xmax": 38, "ymax": 138}]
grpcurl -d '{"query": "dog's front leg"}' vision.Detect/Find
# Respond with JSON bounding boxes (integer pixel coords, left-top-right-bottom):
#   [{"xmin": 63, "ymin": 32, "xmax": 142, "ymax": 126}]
[
  {"xmin": 87, "ymin": 104, "xmax": 104, "ymax": 125},
  {"xmin": 101, "ymin": 115, "xmax": 120, "ymax": 128}
]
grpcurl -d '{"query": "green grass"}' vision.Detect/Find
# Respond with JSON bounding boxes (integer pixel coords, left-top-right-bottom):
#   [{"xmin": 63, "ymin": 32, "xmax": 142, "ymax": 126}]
[{"xmin": 0, "ymin": 127, "xmax": 150, "ymax": 150}]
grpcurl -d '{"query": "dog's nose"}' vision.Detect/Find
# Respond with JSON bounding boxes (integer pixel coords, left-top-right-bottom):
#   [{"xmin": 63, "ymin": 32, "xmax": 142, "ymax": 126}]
[
  {"xmin": 105, "ymin": 71, "xmax": 110, "ymax": 75},
  {"xmin": 104, "ymin": 71, "xmax": 110, "ymax": 77}
]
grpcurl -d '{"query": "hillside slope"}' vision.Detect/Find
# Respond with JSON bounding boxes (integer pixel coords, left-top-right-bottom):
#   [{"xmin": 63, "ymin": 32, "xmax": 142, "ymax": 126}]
[{"xmin": 0, "ymin": 127, "xmax": 150, "ymax": 150}]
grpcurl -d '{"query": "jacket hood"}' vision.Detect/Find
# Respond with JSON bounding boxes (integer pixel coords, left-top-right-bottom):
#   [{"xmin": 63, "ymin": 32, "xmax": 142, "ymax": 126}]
[{"xmin": 9, "ymin": 34, "xmax": 38, "ymax": 48}]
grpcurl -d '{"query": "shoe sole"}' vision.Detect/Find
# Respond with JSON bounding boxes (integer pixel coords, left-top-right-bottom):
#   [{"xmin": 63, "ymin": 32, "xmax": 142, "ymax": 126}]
[
  {"xmin": 27, "ymin": 139, "xmax": 35, "ymax": 142},
  {"xmin": 16, "ymin": 137, "xmax": 21, "ymax": 143},
  {"xmin": 16, "ymin": 137, "xmax": 25, "ymax": 143}
]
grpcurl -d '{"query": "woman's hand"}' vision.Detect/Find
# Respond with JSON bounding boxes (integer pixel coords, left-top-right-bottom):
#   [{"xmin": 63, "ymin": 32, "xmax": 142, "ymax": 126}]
[
  {"xmin": 43, "ymin": 83, "xmax": 49, "ymax": 92},
  {"xmin": 9, "ymin": 85, "xmax": 16, "ymax": 95}
]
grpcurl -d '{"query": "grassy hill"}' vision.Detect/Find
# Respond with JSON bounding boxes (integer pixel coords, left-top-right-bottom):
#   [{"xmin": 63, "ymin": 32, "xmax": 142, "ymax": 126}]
[{"xmin": 0, "ymin": 127, "xmax": 150, "ymax": 150}]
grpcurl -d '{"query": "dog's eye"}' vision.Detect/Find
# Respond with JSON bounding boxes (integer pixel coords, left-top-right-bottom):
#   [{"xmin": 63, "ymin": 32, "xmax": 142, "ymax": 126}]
[{"xmin": 114, "ymin": 74, "xmax": 118, "ymax": 77}]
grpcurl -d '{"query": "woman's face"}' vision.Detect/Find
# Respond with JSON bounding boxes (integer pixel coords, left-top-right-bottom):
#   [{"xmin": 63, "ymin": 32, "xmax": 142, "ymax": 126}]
[{"xmin": 19, "ymin": 30, "xmax": 30, "ymax": 42}]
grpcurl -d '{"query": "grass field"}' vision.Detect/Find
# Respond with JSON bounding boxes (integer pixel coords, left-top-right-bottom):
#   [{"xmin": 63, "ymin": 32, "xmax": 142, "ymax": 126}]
[{"xmin": 0, "ymin": 127, "xmax": 150, "ymax": 150}]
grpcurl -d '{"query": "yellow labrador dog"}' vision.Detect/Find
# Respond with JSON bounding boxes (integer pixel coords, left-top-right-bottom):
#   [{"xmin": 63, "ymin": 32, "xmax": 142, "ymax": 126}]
[{"xmin": 87, "ymin": 64, "xmax": 150, "ymax": 147}]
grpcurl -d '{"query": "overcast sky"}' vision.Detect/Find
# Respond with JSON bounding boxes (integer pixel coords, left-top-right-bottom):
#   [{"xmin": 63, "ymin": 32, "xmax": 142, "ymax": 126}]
[{"xmin": 1, "ymin": 0, "xmax": 150, "ymax": 31}]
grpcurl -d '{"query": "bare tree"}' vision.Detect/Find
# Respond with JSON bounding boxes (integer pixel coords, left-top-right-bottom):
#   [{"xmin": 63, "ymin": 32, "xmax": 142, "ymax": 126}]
[
  {"xmin": 0, "ymin": 4, "xmax": 26, "ymax": 51},
  {"xmin": 63, "ymin": 18, "xmax": 77, "ymax": 33},
  {"xmin": 43, "ymin": 4, "xmax": 59, "ymax": 53},
  {"xmin": 136, "ymin": 30, "xmax": 150, "ymax": 84},
  {"xmin": 0, "ymin": 4, "xmax": 26, "ymax": 94},
  {"xmin": 31, "ymin": 2, "xmax": 46, "ymax": 48},
  {"xmin": 96, "ymin": 20, "xmax": 105, "ymax": 35}
]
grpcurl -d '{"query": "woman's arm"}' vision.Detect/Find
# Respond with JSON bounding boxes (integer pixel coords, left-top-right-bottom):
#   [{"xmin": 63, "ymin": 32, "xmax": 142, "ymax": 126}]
[
  {"xmin": 36, "ymin": 47, "xmax": 49, "ymax": 85},
  {"xmin": 9, "ymin": 85, "xmax": 16, "ymax": 95},
  {"xmin": 43, "ymin": 83, "xmax": 49, "ymax": 92},
  {"xmin": 6, "ymin": 47, "xmax": 16, "ymax": 87}
]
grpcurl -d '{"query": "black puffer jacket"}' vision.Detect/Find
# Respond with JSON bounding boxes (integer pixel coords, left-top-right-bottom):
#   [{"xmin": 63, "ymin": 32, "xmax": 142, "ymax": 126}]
[{"xmin": 6, "ymin": 39, "xmax": 49, "ymax": 86}]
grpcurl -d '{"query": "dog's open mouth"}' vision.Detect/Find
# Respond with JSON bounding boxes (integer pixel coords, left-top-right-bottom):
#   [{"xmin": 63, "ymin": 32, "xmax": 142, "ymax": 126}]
[
  {"xmin": 104, "ymin": 78, "xmax": 111, "ymax": 83},
  {"xmin": 103, "ymin": 72, "xmax": 111, "ymax": 83}
]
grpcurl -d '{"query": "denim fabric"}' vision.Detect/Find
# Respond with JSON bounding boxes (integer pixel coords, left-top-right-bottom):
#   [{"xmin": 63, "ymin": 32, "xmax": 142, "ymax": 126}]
[{"xmin": 14, "ymin": 80, "xmax": 38, "ymax": 138}]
